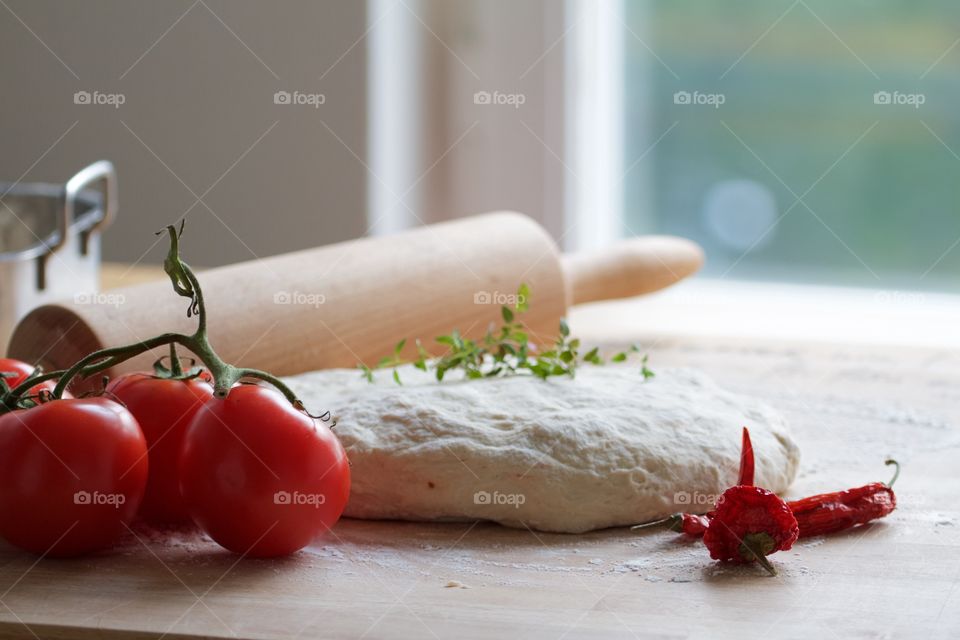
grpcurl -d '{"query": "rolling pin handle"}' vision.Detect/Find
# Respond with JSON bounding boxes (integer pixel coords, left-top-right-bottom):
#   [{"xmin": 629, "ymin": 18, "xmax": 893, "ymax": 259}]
[{"xmin": 560, "ymin": 236, "xmax": 704, "ymax": 306}]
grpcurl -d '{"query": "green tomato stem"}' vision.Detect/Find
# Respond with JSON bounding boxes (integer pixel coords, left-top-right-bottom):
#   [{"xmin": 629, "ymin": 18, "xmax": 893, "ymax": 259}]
[
  {"xmin": 168, "ymin": 343, "xmax": 184, "ymax": 377},
  {"xmin": 2, "ymin": 223, "xmax": 322, "ymax": 420},
  {"xmin": 50, "ymin": 332, "xmax": 191, "ymax": 398}
]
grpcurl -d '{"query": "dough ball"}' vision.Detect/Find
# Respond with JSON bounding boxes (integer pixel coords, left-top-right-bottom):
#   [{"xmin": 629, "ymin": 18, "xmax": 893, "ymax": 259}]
[{"xmin": 283, "ymin": 366, "xmax": 800, "ymax": 533}]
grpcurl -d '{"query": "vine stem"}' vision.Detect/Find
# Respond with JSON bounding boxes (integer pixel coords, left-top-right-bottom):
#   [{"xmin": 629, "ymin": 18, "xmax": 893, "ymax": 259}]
[
  {"xmin": 50, "ymin": 333, "xmax": 192, "ymax": 399},
  {"xmin": 2, "ymin": 223, "xmax": 318, "ymax": 420},
  {"xmin": 168, "ymin": 343, "xmax": 184, "ymax": 377}
]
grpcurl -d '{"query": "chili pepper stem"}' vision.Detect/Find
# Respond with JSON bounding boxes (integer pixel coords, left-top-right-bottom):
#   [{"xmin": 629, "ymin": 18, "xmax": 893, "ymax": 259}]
[
  {"xmin": 885, "ymin": 459, "xmax": 900, "ymax": 488},
  {"xmin": 630, "ymin": 515, "xmax": 681, "ymax": 532},
  {"xmin": 750, "ymin": 549, "xmax": 777, "ymax": 577},
  {"xmin": 738, "ymin": 532, "xmax": 778, "ymax": 577}
]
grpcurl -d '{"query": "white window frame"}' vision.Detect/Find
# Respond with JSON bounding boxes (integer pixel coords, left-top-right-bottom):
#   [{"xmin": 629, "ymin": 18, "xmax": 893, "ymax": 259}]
[
  {"xmin": 564, "ymin": 0, "xmax": 625, "ymax": 251},
  {"xmin": 366, "ymin": 0, "xmax": 629, "ymax": 249}
]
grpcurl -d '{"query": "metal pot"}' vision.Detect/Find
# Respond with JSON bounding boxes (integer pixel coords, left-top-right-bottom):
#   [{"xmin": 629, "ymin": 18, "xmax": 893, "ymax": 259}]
[{"xmin": 0, "ymin": 161, "xmax": 117, "ymax": 354}]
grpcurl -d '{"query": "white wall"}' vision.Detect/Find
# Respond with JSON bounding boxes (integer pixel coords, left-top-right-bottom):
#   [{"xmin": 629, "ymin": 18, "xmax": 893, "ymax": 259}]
[{"xmin": 368, "ymin": 0, "xmax": 569, "ymax": 240}]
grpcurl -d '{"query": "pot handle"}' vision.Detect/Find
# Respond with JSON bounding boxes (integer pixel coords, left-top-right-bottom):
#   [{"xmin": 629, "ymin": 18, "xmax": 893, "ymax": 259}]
[{"xmin": 53, "ymin": 160, "xmax": 118, "ymax": 256}]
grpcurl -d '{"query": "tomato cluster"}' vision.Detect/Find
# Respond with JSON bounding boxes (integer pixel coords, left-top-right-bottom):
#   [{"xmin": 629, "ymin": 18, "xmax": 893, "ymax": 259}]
[
  {"xmin": 0, "ymin": 361, "xmax": 349, "ymax": 559},
  {"xmin": 0, "ymin": 225, "xmax": 351, "ymax": 558}
]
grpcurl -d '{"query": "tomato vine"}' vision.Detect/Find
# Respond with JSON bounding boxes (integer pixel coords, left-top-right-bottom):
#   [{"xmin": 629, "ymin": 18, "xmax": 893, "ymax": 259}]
[{"xmin": 1, "ymin": 222, "xmax": 326, "ymax": 421}]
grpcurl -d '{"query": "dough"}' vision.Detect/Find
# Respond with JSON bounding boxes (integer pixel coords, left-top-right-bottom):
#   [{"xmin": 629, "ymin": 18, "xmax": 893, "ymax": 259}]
[{"xmin": 282, "ymin": 366, "xmax": 800, "ymax": 533}]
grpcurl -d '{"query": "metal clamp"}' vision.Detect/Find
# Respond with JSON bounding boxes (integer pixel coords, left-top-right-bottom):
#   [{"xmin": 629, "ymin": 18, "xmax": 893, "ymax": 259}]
[{"xmin": 52, "ymin": 160, "xmax": 118, "ymax": 257}]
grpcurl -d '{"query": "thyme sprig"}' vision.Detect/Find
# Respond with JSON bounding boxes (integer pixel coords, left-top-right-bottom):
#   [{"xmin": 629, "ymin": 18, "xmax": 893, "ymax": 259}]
[{"xmin": 360, "ymin": 284, "xmax": 654, "ymax": 384}]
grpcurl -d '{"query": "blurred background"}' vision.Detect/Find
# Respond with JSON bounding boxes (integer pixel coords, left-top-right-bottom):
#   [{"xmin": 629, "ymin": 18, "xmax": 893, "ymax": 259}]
[
  {"xmin": 1, "ymin": 0, "xmax": 958, "ymax": 293},
  {"xmin": 626, "ymin": 1, "xmax": 960, "ymax": 291}
]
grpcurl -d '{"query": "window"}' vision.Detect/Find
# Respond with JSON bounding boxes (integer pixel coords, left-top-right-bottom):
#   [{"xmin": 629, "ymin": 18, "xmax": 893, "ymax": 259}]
[{"xmin": 623, "ymin": 1, "xmax": 960, "ymax": 291}]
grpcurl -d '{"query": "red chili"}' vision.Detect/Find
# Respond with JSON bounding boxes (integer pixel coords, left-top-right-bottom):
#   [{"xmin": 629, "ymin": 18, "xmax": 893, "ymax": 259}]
[
  {"xmin": 651, "ymin": 460, "xmax": 900, "ymax": 541},
  {"xmin": 633, "ymin": 429, "xmax": 899, "ymax": 562},
  {"xmin": 631, "ymin": 513, "xmax": 710, "ymax": 537},
  {"xmin": 705, "ymin": 426, "xmax": 799, "ymax": 575},
  {"xmin": 739, "ymin": 426, "xmax": 754, "ymax": 486},
  {"xmin": 788, "ymin": 460, "xmax": 899, "ymax": 537},
  {"xmin": 703, "ymin": 485, "xmax": 799, "ymax": 575}
]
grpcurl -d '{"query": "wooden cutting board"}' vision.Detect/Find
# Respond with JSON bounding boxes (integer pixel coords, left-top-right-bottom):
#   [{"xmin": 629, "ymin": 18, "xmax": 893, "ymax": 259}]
[{"xmin": 1, "ymin": 325, "xmax": 957, "ymax": 639}]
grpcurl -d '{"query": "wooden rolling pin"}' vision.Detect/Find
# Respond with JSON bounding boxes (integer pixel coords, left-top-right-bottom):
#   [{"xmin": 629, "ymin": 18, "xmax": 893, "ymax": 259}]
[{"xmin": 7, "ymin": 212, "xmax": 703, "ymax": 379}]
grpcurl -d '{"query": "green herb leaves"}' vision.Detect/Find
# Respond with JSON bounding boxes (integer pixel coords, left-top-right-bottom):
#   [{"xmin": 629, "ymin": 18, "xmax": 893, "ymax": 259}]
[{"xmin": 359, "ymin": 284, "xmax": 653, "ymax": 384}]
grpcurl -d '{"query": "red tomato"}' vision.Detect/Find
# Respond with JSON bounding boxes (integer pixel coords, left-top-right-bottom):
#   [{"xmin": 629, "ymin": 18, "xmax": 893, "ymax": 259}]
[
  {"xmin": 0, "ymin": 357, "xmax": 72, "ymax": 399},
  {"xmin": 0, "ymin": 398, "xmax": 148, "ymax": 557},
  {"xmin": 106, "ymin": 373, "xmax": 213, "ymax": 524},
  {"xmin": 0, "ymin": 358, "xmax": 33, "ymax": 386},
  {"xmin": 179, "ymin": 385, "xmax": 350, "ymax": 557}
]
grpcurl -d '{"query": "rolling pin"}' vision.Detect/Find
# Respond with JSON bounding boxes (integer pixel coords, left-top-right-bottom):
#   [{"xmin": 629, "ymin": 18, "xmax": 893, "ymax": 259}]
[{"xmin": 7, "ymin": 212, "xmax": 703, "ymax": 379}]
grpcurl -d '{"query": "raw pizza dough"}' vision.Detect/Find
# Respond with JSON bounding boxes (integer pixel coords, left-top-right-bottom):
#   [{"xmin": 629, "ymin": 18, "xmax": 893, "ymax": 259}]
[{"xmin": 282, "ymin": 366, "xmax": 800, "ymax": 533}]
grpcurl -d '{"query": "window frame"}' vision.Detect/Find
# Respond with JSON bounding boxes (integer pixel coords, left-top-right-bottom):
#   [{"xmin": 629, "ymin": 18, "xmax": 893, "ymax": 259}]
[{"xmin": 366, "ymin": 0, "xmax": 628, "ymax": 250}]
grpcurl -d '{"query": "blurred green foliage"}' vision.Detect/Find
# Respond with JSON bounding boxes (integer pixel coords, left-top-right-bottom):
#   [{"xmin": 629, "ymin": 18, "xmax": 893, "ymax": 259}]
[{"xmin": 625, "ymin": 0, "xmax": 960, "ymax": 289}]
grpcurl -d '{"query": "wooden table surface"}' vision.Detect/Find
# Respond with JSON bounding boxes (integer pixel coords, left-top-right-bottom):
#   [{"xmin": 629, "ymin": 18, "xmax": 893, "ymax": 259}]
[
  {"xmin": 2, "ymin": 277, "xmax": 958, "ymax": 639},
  {"xmin": 100, "ymin": 263, "xmax": 171, "ymax": 290}
]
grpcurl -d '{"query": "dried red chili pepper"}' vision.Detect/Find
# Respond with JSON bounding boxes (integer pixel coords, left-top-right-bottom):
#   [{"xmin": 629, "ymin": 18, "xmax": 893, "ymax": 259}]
[
  {"xmin": 739, "ymin": 426, "xmax": 754, "ymax": 486},
  {"xmin": 648, "ymin": 460, "xmax": 901, "ymax": 541},
  {"xmin": 788, "ymin": 460, "xmax": 899, "ymax": 537},
  {"xmin": 631, "ymin": 513, "xmax": 710, "ymax": 537},
  {"xmin": 634, "ymin": 427, "xmax": 899, "ymax": 561},
  {"xmin": 703, "ymin": 485, "xmax": 799, "ymax": 576}
]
